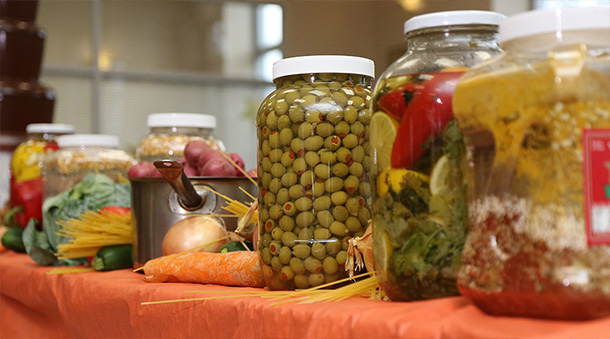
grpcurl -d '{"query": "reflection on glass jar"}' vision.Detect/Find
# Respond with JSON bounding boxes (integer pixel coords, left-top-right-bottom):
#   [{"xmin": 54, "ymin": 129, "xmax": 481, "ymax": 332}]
[
  {"xmin": 256, "ymin": 55, "xmax": 375, "ymax": 290},
  {"xmin": 453, "ymin": 7, "xmax": 610, "ymax": 320},
  {"xmin": 370, "ymin": 11, "xmax": 505, "ymax": 301}
]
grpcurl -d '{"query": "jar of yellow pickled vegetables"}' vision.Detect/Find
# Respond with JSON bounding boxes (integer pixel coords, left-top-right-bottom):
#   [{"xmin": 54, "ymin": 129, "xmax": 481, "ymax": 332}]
[
  {"xmin": 370, "ymin": 11, "xmax": 505, "ymax": 301},
  {"xmin": 453, "ymin": 6, "xmax": 610, "ymax": 320}
]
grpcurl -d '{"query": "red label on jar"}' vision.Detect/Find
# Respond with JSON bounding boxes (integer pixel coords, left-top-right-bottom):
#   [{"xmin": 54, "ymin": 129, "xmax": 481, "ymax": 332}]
[{"xmin": 583, "ymin": 129, "xmax": 610, "ymax": 245}]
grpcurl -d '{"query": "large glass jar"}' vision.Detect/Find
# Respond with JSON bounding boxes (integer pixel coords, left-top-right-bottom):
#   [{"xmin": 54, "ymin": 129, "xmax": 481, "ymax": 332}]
[
  {"xmin": 256, "ymin": 55, "xmax": 375, "ymax": 290},
  {"xmin": 453, "ymin": 7, "xmax": 610, "ymax": 320},
  {"xmin": 370, "ymin": 11, "xmax": 505, "ymax": 301},
  {"xmin": 135, "ymin": 112, "xmax": 225, "ymax": 162}
]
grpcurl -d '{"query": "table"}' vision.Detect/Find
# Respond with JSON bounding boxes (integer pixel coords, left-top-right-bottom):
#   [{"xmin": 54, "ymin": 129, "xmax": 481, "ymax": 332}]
[{"xmin": 1, "ymin": 251, "xmax": 609, "ymax": 338}]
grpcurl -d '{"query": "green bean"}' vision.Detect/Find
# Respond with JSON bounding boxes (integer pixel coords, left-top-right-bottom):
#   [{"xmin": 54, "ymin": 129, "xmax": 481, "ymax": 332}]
[
  {"xmin": 314, "ymin": 228, "xmax": 331, "ymax": 240},
  {"xmin": 324, "ymin": 177, "xmax": 344, "ymax": 193},
  {"xmin": 332, "ymin": 205, "xmax": 349, "ymax": 222},
  {"xmin": 304, "ymin": 135, "xmax": 324, "ymax": 151},
  {"xmin": 281, "ymin": 151, "xmax": 295, "ymax": 167},
  {"xmin": 282, "ymin": 201, "xmax": 297, "ymax": 217},
  {"xmin": 331, "ymin": 191, "xmax": 348, "ymax": 205},
  {"xmin": 311, "ymin": 242, "xmax": 326, "ymax": 260},
  {"xmin": 304, "ymin": 256, "xmax": 323, "ymax": 274},
  {"xmin": 279, "ymin": 246, "xmax": 292, "ymax": 265},
  {"xmin": 329, "ymin": 221, "xmax": 347, "ymax": 236},
  {"xmin": 296, "ymin": 211, "xmax": 314, "ymax": 228},
  {"xmin": 261, "ymin": 232, "xmax": 272, "ymax": 248},
  {"xmin": 279, "ymin": 215, "xmax": 295, "ymax": 232},
  {"xmin": 312, "ymin": 195, "xmax": 331, "ymax": 211},
  {"xmin": 271, "ymin": 226, "xmax": 284, "ymax": 240},
  {"xmin": 279, "ymin": 128, "xmax": 294, "ymax": 146},
  {"xmin": 316, "ymin": 210, "xmax": 334, "ymax": 228},
  {"xmin": 281, "ymin": 231, "xmax": 297, "ymax": 247},
  {"xmin": 342, "ymin": 134, "xmax": 359, "ymax": 149},
  {"xmin": 294, "ymin": 274, "xmax": 310, "ymax": 289},
  {"xmin": 305, "ymin": 151, "xmax": 320, "ymax": 167},
  {"xmin": 290, "ymin": 257, "xmax": 306, "ymax": 274},
  {"xmin": 332, "ymin": 162, "xmax": 349, "ymax": 178},
  {"xmin": 322, "ymin": 257, "xmax": 339, "ymax": 275},
  {"xmin": 298, "ymin": 227, "xmax": 313, "ymax": 241},
  {"xmin": 334, "ymin": 121, "xmax": 350, "ymax": 137},
  {"xmin": 269, "ymin": 178, "xmax": 282, "ymax": 194},
  {"xmin": 344, "ymin": 106, "xmax": 358, "ymax": 123},
  {"xmin": 325, "ymin": 238, "xmax": 341, "ymax": 256},
  {"xmin": 324, "ymin": 135, "xmax": 341, "ymax": 151},
  {"xmin": 336, "ymin": 250, "xmax": 348, "ymax": 266},
  {"xmin": 269, "ymin": 131, "xmax": 281, "ymax": 148},
  {"xmin": 344, "ymin": 175, "xmax": 360, "ymax": 194},
  {"xmin": 292, "ymin": 244, "xmax": 311, "ymax": 259},
  {"xmin": 313, "ymin": 163, "xmax": 330, "ymax": 180},
  {"xmin": 289, "ymin": 184, "xmax": 305, "ymax": 199},
  {"xmin": 308, "ymin": 273, "xmax": 325, "ymax": 287},
  {"xmin": 260, "ymin": 247, "xmax": 272, "ymax": 265},
  {"xmin": 315, "ymin": 122, "xmax": 334, "ymax": 137}
]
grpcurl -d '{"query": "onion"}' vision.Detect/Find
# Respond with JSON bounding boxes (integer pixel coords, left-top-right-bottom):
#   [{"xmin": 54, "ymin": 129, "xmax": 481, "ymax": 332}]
[{"xmin": 162, "ymin": 216, "xmax": 229, "ymax": 256}]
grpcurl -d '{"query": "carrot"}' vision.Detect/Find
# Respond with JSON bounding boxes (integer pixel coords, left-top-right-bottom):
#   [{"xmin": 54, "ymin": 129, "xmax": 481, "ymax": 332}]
[{"xmin": 142, "ymin": 251, "xmax": 265, "ymax": 288}]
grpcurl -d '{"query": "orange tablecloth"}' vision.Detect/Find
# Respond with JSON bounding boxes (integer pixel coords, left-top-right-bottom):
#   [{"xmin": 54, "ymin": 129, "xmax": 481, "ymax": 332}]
[{"xmin": 1, "ymin": 251, "xmax": 609, "ymax": 339}]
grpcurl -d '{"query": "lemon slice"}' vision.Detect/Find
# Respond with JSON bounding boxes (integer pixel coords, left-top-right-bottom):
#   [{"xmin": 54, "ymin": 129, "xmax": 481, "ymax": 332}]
[
  {"xmin": 377, "ymin": 168, "xmax": 430, "ymax": 196},
  {"xmin": 374, "ymin": 231, "xmax": 393, "ymax": 272},
  {"xmin": 370, "ymin": 112, "xmax": 398, "ymax": 173},
  {"xmin": 430, "ymin": 155, "xmax": 450, "ymax": 195}
]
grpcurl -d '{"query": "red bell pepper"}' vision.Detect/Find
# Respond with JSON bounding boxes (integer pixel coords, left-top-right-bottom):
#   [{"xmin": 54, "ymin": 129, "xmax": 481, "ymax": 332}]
[
  {"xmin": 9, "ymin": 177, "xmax": 44, "ymax": 228},
  {"xmin": 388, "ymin": 72, "xmax": 463, "ymax": 169}
]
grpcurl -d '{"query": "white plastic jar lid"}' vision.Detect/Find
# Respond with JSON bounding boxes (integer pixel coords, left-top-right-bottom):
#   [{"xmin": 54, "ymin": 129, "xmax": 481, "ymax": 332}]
[
  {"xmin": 26, "ymin": 123, "xmax": 75, "ymax": 134},
  {"xmin": 404, "ymin": 10, "xmax": 506, "ymax": 34},
  {"xmin": 57, "ymin": 134, "xmax": 119, "ymax": 148},
  {"xmin": 499, "ymin": 6, "xmax": 610, "ymax": 44},
  {"xmin": 147, "ymin": 113, "xmax": 217, "ymax": 129},
  {"xmin": 273, "ymin": 55, "xmax": 375, "ymax": 80}
]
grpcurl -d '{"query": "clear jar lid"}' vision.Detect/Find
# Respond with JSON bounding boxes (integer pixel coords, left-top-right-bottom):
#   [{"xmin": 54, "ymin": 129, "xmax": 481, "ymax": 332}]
[
  {"xmin": 147, "ymin": 113, "xmax": 217, "ymax": 129},
  {"xmin": 499, "ymin": 6, "xmax": 610, "ymax": 44},
  {"xmin": 26, "ymin": 123, "xmax": 75, "ymax": 134},
  {"xmin": 272, "ymin": 55, "xmax": 375, "ymax": 80},
  {"xmin": 404, "ymin": 10, "xmax": 506, "ymax": 34},
  {"xmin": 57, "ymin": 134, "xmax": 119, "ymax": 148}
]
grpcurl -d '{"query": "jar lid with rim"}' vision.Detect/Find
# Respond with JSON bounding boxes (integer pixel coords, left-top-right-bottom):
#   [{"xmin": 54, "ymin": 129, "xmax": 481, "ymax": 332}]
[
  {"xmin": 26, "ymin": 123, "xmax": 75, "ymax": 134},
  {"xmin": 499, "ymin": 6, "xmax": 610, "ymax": 45},
  {"xmin": 147, "ymin": 113, "xmax": 217, "ymax": 129},
  {"xmin": 404, "ymin": 10, "xmax": 506, "ymax": 34},
  {"xmin": 57, "ymin": 134, "xmax": 119, "ymax": 148},
  {"xmin": 272, "ymin": 55, "xmax": 375, "ymax": 80}
]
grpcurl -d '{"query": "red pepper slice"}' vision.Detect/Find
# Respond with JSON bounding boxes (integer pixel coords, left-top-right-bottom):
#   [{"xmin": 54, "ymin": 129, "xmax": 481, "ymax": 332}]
[
  {"xmin": 390, "ymin": 72, "xmax": 463, "ymax": 169},
  {"xmin": 11, "ymin": 177, "xmax": 44, "ymax": 228},
  {"xmin": 100, "ymin": 206, "xmax": 131, "ymax": 216}
]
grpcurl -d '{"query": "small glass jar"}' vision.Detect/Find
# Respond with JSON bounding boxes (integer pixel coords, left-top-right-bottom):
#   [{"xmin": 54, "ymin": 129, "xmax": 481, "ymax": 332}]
[
  {"xmin": 453, "ymin": 7, "xmax": 610, "ymax": 320},
  {"xmin": 370, "ymin": 11, "xmax": 505, "ymax": 301},
  {"xmin": 43, "ymin": 134, "xmax": 136, "ymax": 200},
  {"xmin": 256, "ymin": 55, "xmax": 375, "ymax": 290},
  {"xmin": 11, "ymin": 123, "xmax": 75, "ymax": 184},
  {"xmin": 135, "ymin": 113, "xmax": 225, "ymax": 162}
]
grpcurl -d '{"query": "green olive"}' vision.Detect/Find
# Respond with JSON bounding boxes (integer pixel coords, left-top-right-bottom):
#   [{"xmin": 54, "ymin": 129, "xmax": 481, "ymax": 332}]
[
  {"xmin": 261, "ymin": 232, "xmax": 272, "ymax": 248},
  {"xmin": 349, "ymin": 95, "xmax": 365, "ymax": 109},
  {"xmin": 332, "ymin": 162, "xmax": 349, "ymax": 178},
  {"xmin": 344, "ymin": 106, "xmax": 358, "ymax": 123},
  {"xmin": 322, "ymin": 256, "xmax": 339, "ymax": 275},
  {"xmin": 336, "ymin": 250, "xmax": 348, "ymax": 266},
  {"xmin": 279, "ymin": 128, "xmax": 294, "ymax": 146},
  {"xmin": 350, "ymin": 121, "xmax": 365, "ymax": 137},
  {"xmin": 271, "ymin": 256, "xmax": 283, "ymax": 271},
  {"xmin": 290, "ymin": 138, "xmax": 305, "ymax": 155},
  {"xmin": 298, "ymin": 227, "xmax": 313, "ymax": 241},
  {"xmin": 334, "ymin": 121, "xmax": 350, "ymax": 137},
  {"xmin": 332, "ymin": 205, "xmax": 349, "ymax": 222},
  {"xmin": 261, "ymin": 139, "xmax": 271, "ymax": 156},
  {"xmin": 304, "ymin": 135, "xmax": 324, "ymax": 151},
  {"xmin": 269, "ymin": 149, "xmax": 283, "ymax": 163},
  {"xmin": 289, "ymin": 184, "xmax": 305, "ymax": 199},
  {"xmin": 358, "ymin": 108, "xmax": 372, "ymax": 124},
  {"xmin": 313, "ymin": 163, "xmax": 330, "ymax": 180},
  {"xmin": 358, "ymin": 206, "xmax": 371, "ymax": 226},
  {"xmin": 269, "ymin": 130, "xmax": 281, "ymax": 148},
  {"xmin": 294, "ymin": 274, "xmax": 310, "ymax": 289},
  {"xmin": 324, "ymin": 177, "xmax": 344, "ymax": 193},
  {"xmin": 305, "ymin": 110, "xmax": 323, "ymax": 123},
  {"xmin": 282, "ymin": 201, "xmax": 297, "ymax": 216},
  {"xmin": 261, "ymin": 157, "xmax": 272, "ymax": 172},
  {"xmin": 345, "ymin": 197, "xmax": 360, "ymax": 216},
  {"xmin": 266, "ymin": 111, "xmax": 278, "ymax": 130},
  {"xmin": 325, "ymin": 238, "xmax": 341, "ymax": 255},
  {"xmin": 292, "ymin": 244, "xmax": 311, "ymax": 259},
  {"xmin": 280, "ymin": 151, "xmax": 296, "ymax": 167},
  {"xmin": 269, "ymin": 178, "xmax": 282, "ymax": 194},
  {"xmin": 271, "ymin": 226, "xmax": 284, "ymax": 240},
  {"xmin": 331, "ymin": 91, "xmax": 348, "ymax": 107},
  {"xmin": 263, "ymin": 190, "xmax": 276, "ymax": 207},
  {"xmin": 331, "ymin": 191, "xmax": 348, "ymax": 205},
  {"xmin": 311, "ymin": 242, "xmax": 326, "ymax": 260},
  {"xmin": 324, "ymin": 135, "xmax": 341, "ymax": 151},
  {"xmin": 299, "ymin": 94, "xmax": 317, "ymax": 109},
  {"xmin": 269, "ymin": 204, "xmax": 284, "ymax": 220},
  {"xmin": 280, "ymin": 265, "xmax": 294, "ymax": 281},
  {"xmin": 316, "ymin": 209, "xmax": 334, "ymax": 227},
  {"xmin": 325, "ymin": 272, "xmax": 341, "ymax": 284},
  {"xmin": 289, "ymin": 257, "xmax": 306, "ymax": 274},
  {"xmin": 328, "ymin": 81, "xmax": 341, "ymax": 89},
  {"xmin": 260, "ymin": 247, "xmax": 272, "ymax": 265},
  {"xmin": 285, "ymin": 90, "xmax": 300, "ymax": 105},
  {"xmin": 336, "ymin": 147, "xmax": 351, "ymax": 163},
  {"xmin": 281, "ymin": 172, "xmax": 298, "ymax": 187},
  {"xmin": 315, "ymin": 123, "xmax": 334, "ymax": 137},
  {"xmin": 304, "ymin": 256, "xmax": 323, "ymax": 274},
  {"xmin": 298, "ymin": 122, "xmax": 314, "ymax": 139},
  {"xmin": 359, "ymin": 181, "xmax": 371, "ymax": 198},
  {"xmin": 344, "ymin": 175, "xmax": 360, "ymax": 194},
  {"xmin": 349, "ymin": 162, "xmax": 364, "ymax": 177},
  {"xmin": 259, "ymin": 207, "xmax": 270, "ymax": 225},
  {"xmin": 292, "ymin": 157, "xmax": 307, "ymax": 174},
  {"xmin": 312, "ymin": 180, "xmax": 325, "ymax": 197},
  {"xmin": 270, "ymin": 163, "xmax": 286, "ymax": 178},
  {"xmin": 314, "ymin": 228, "xmax": 331, "ymax": 240},
  {"xmin": 279, "ymin": 215, "xmax": 296, "ymax": 232},
  {"xmin": 342, "ymin": 134, "xmax": 359, "ymax": 149},
  {"xmin": 345, "ymin": 216, "xmax": 362, "ymax": 233},
  {"xmin": 305, "ymin": 151, "xmax": 320, "ymax": 167},
  {"xmin": 308, "ymin": 273, "xmax": 325, "ymax": 287},
  {"xmin": 299, "ymin": 170, "xmax": 314, "ymax": 188},
  {"xmin": 295, "ymin": 197, "xmax": 313, "ymax": 211},
  {"xmin": 296, "ymin": 211, "xmax": 314, "ymax": 228},
  {"xmin": 261, "ymin": 172, "xmax": 272, "ymax": 190},
  {"xmin": 329, "ymin": 221, "xmax": 347, "ymax": 236},
  {"xmin": 288, "ymin": 105, "xmax": 305, "ymax": 123},
  {"xmin": 279, "ymin": 246, "xmax": 292, "ymax": 265},
  {"xmin": 281, "ymin": 231, "xmax": 297, "ymax": 247},
  {"xmin": 269, "ymin": 241, "xmax": 282, "ymax": 256},
  {"xmin": 319, "ymin": 150, "xmax": 337, "ymax": 165},
  {"xmin": 312, "ymin": 195, "xmax": 331, "ymax": 211},
  {"xmin": 326, "ymin": 109, "xmax": 344, "ymax": 124},
  {"xmin": 362, "ymin": 155, "xmax": 372, "ymax": 172}
]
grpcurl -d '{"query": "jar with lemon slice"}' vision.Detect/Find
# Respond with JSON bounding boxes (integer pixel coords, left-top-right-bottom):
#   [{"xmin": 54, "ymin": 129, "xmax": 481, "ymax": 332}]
[{"xmin": 370, "ymin": 11, "xmax": 505, "ymax": 301}]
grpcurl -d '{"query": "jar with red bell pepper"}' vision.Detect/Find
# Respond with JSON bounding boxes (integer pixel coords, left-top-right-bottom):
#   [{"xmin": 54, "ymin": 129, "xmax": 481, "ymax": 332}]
[
  {"xmin": 7, "ymin": 123, "xmax": 74, "ymax": 228},
  {"xmin": 370, "ymin": 11, "xmax": 505, "ymax": 301}
]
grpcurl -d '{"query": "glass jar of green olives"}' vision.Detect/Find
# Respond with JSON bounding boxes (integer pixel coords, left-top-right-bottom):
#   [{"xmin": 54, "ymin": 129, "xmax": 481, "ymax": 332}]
[
  {"xmin": 256, "ymin": 55, "xmax": 375, "ymax": 290},
  {"xmin": 370, "ymin": 11, "xmax": 505, "ymax": 301}
]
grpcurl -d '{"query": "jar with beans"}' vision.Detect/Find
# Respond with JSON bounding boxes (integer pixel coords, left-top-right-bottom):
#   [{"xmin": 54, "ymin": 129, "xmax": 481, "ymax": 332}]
[{"xmin": 256, "ymin": 55, "xmax": 375, "ymax": 290}]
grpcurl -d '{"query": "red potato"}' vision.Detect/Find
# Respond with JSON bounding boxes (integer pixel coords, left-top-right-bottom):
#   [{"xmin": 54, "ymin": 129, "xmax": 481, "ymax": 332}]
[
  {"xmin": 197, "ymin": 150, "xmax": 223, "ymax": 170},
  {"xmin": 200, "ymin": 157, "xmax": 236, "ymax": 177},
  {"xmin": 128, "ymin": 162, "xmax": 162, "ymax": 178},
  {"xmin": 184, "ymin": 140, "xmax": 212, "ymax": 168},
  {"xmin": 229, "ymin": 153, "xmax": 245, "ymax": 175},
  {"xmin": 183, "ymin": 164, "xmax": 199, "ymax": 177}
]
